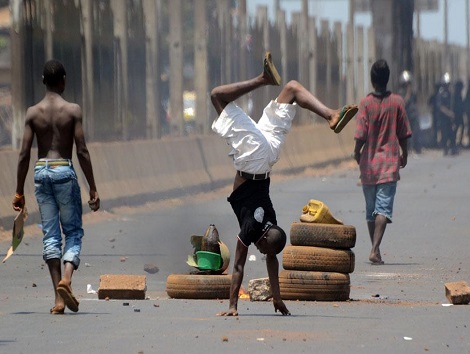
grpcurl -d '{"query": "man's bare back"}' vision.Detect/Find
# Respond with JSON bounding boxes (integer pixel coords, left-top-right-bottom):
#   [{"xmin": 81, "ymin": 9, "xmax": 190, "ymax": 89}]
[
  {"xmin": 28, "ymin": 93, "xmax": 80, "ymax": 160},
  {"xmin": 14, "ymin": 59, "xmax": 99, "ymax": 212}
]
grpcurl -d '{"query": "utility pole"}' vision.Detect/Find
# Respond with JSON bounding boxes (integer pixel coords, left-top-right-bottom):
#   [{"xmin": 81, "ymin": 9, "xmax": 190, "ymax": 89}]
[
  {"xmin": 444, "ymin": 0, "xmax": 449, "ymax": 72},
  {"xmin": 467, "ymin": 0, "xmax": 470, "ymax": 77},
  {"xmin": 111, "ymin": 1, "xmax": 129, "ymax": 140},
  {"xmin": 169, "ymin": 0, "xmax": 183, "ymax": 135},
  {"xmin": 143, "ymin": 0, "xmax": 160, "ymax": 139},
  {"xmin": 194, "ymin": 0, "xmax": 209, "ymax": 134},
  {"xmin": 80, "ymin": 0, "xmax": 94, "ymax": 140}
]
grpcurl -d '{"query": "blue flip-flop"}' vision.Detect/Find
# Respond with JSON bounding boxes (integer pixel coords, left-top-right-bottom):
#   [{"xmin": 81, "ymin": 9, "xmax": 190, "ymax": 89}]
[{"xmin": 334, "ymin": 106, "xmax": 358, "ymax": 133}]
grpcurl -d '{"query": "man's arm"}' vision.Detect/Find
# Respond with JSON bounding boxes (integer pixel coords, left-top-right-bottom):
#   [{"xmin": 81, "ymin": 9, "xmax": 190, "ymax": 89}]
[
  {"xmin": 217, "ymin": 239, "xmax": 247, "ymax": 316},
  {"xmin": 266, "ymin": 254, "xmax": 290, "ymax": 315},
  {"xmin": 353, "ymin": 139, "xmax": 365, "ymax": 165},
  {"xmin": 73, "ymin": 105, "xmax": 100, "ymax": 211},
  {"xmin": 12, "ymin": 112, "xmax": 35, "ymax": 211},
  {"xmin": 399, "ymin": 138, "xmax": 409, "ymax": 168}
]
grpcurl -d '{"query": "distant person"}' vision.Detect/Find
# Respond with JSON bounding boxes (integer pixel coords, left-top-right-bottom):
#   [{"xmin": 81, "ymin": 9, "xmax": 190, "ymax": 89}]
[
  {"xmin": 12, "ymin": 59, "xmax": 100, "ymax": 314},
  {"xmin": 428, "ymin": 83, "xmax": 441, "ymax": 148},
  {"xmin": 465, "ymin": 79, "xmax": 470, "ymax": 148},
  {"xmin": 452, "ymin": 80, "xmax": 465, "ymax": 148},
  {"xmin": 354, "ymin": 59, "xmax": 412, "ymax": 265},
  {"xmin": 398, "ymin": 70, "xmax": 421, "ymax": 154},
  {"xmin": 211, "ymin": 52, "xmax": 358, "ymax": 316},
  {"xmin": 437, "ymin": 73, "xmax": 456, "ymax": 156}
]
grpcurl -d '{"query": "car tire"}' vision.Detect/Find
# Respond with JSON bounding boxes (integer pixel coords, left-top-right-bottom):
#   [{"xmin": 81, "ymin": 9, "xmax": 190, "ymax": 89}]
[
  {"xmin": 279, "ymin": 270, "xmax": 350, "ymax": 301},
  {"xmin": 282, "ymin": 245, "xmax": 355, "ymax": 273},
  {"xmin": 290, "ymin": 222, "xmax": 356, "ymax": 249},
  {"xmin": 166, "ymin": 274, "xmax": 231, "ymax": 299}
]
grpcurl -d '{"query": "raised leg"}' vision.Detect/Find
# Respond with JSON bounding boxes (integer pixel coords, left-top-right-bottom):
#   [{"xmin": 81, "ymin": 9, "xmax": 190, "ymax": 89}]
[{"xmin": 277, "ymin": 80, "xmax": 357, "ymax": 131}]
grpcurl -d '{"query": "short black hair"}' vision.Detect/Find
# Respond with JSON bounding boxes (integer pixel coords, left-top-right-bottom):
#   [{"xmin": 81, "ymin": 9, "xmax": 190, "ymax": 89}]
[
  {"xmin": 42, "ymin": 59, "xmax": 66, "ymax": 87},
  {"xmin": 370, "ymin": 59, "xmax": 390, "ymax": 88},
  {"xmin": 266, "ymin": 225, "xmax": 287, "ymax": 255}
]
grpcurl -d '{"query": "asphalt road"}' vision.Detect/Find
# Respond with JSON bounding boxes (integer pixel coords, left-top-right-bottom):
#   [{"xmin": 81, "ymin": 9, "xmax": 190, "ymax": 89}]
[{"xmin": 1, "ymin": 149, "xmax": 469, "ymax": 354}]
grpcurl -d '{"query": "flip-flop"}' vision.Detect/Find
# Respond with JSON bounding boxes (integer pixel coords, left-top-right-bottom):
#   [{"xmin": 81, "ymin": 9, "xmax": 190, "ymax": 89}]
[
  {"xmin": 50, "ymin": 306, "xmax": 65, "ymax": 315},
  {"xmin": 57, "ymin": 281, "xmax": 79, "ymax": 313},
  {"xmin": 263, "ymin": 52, "xmax": 281, "ymax": 86},
  {"xmin": 333, "ymin": 105, "xmax": 358, "ymax": 133}
]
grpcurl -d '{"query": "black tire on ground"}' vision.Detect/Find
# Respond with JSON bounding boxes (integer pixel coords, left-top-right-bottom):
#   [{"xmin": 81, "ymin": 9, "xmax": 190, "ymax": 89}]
[
  {"xmin": 290, "ymin": 222, "xmax": 356, "ymax": 249},
  {"xmin": 279, "ymin": 270, "xmax": 350, "ymax": 301},
  {"xmin": 166, "ymin": 274, "xmax": 232, "ymax": 299},
  {"xmin": 282, "ymin": 245, "xmax": 355, "ymax": 273}
]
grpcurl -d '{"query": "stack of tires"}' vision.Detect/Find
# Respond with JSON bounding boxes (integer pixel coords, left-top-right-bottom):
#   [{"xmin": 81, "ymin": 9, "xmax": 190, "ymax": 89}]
[{"xmin": 280, "ymin": 213, "xmax": 356, "ymax": 302}]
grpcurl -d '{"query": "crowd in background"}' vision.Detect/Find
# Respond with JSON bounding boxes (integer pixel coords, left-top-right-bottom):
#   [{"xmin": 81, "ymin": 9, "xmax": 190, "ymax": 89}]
[{"xmin": 424, "ymin": 74, "xmax": 470, "ymax": 156}]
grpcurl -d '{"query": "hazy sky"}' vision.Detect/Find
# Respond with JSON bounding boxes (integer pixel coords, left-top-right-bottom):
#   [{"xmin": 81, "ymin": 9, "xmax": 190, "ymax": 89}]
[{"xmin": 247, "ymin": 0, "xmax": 467, "ymax": 46}]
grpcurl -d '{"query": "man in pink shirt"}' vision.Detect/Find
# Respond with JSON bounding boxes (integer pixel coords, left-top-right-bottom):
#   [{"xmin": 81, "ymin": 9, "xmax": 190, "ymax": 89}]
[{"xmin": 354, "ymin": 59, "xmax": 412, "ymax": 265}]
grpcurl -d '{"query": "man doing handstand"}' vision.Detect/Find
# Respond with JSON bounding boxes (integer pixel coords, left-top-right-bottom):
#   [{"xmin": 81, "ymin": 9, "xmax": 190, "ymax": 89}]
[{"xmin": 211, "ymin": 52, "xmax": 358, "ymax": 316}]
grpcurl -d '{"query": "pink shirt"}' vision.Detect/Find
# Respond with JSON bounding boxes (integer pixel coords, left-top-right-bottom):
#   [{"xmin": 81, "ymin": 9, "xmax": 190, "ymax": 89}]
[{"xmin": 354, "ymin": 91, "xmax": 412, "ymax": 185}]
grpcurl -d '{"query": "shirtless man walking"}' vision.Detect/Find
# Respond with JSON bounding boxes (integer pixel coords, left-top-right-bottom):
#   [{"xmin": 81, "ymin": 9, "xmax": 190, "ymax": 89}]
[{"xmin": 12, "ymin": 59, "xmax": 100, "ymax": 314}]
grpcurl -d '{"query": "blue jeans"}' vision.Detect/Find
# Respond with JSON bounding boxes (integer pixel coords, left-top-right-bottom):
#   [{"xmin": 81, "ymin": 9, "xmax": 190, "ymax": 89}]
[
  {"xmin": 34, "ymin": 161, "xmax": 84, "ymax": 269},
  {"xmin": 362, "ymin": 182, "xmax": 397, "ymax": 223}
]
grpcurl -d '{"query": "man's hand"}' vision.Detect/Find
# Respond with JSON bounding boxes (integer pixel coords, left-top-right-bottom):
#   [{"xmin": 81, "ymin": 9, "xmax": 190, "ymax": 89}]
[
  {"xmin": 354, "ymin": 151, "xmax": 361, "ymax": 164},
  {"xmin": 273, "ymin": 299, "xmax": 291, "ymax": 316},
  {"xmin": 400, "ymin": 153, "xmax": 408, "ymax": 168},
  {"xmin": 216, "ymin": 308, "xmax": 238, "ymax": 317},
  {"xmin": 88, "ymin": 191, "xmax": 100, "ymax": 211},
  {"xmin": 12, "ymin": 194, "xmax": 25, "ymax": 211}
]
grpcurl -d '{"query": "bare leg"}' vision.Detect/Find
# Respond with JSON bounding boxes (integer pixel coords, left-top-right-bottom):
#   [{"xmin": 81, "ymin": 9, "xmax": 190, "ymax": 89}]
[
  {"xmin": 61, "ymin": 261, "xmax": 75, "ymax": 286},
  {"xmin": 211, "ymin": 75, "xmax": 267, "ymax": 116},
  {"xmin": 369, "ymin": 214, "xmax": 387, "ymax": 264},
  {"xmin": 211, "ymin": 57, "xmax": 279, "ymax": 116},
  {"xmin": 277, "ymin": 80, "xmax": 357, "ymax": 129},
  {"xmin": 367, "ymin": 221, "xmax": 375, "ymax": 244},
  {"xmin": 46, "ymin": 258, "xmax": 65, "ymax": 312}
]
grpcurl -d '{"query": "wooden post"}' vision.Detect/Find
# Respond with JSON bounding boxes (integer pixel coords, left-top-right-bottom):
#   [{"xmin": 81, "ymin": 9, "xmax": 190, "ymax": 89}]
[
  {"xmin": 299, "ymin": 0, "xmax": 309, "ymax": 88},
  {"xmin": 11, "ymin": 0, "xmax": 26, "ymax": 149},
  {"xmin": 346, "ymin": 23, "xmax": 355, "ymax": 105},
  {"xmin": 334, "ymin": 22, "xmax": 343, "ymax": 106},
  {"xmin": 308, "ymin": 17, "xmax": 317, "ymax": 99},
  {"xmin": 257, "ymin": 6, "xmax": 270, "ymax": 112},
  {"xmin": 238, "ymin": 0, "xmax": 248, "ymax": 111},
  {"xmin": 277, "ymin": 9, "xmax": 288, "ymax": 85},
  {"xmin": 143, "ymin": 0, "xmax": 160, "ymax": 139},
  {"xmin": 44, "ymin": 0, "xmax": 53, "ymax": 60},
  {"xmin": 194, "ymin": 0, "xmax": 209, "ymax": 134},
  {"xmin": 321, "ymin": 20, "xmax": 331, "ymax": 107},
  {"xmin": 356, "ymin": 26, "xmax": 365, "ymax": 100},
  {"xmin": 111, "ymin": 1, "xmax": 129, "ymax": 140},
  {"xmin": 217, "ymin": 1, "xmax": 231, "ymax": 84},
  {"xmin": 80, "ymin": 0, "xmax": 94, "ymax": 140},
  {"xmin": 367, "ymin": 26, "xmax": 376, "ymax": 96},
  {"xmin": 169, "ymin": 0, "xmax": 184, "ymax": 135}
]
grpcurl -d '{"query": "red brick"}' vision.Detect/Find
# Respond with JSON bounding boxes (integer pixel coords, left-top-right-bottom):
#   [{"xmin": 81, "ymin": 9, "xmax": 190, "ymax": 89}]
[
  {"xmin": 98, "ymin": 274, "xmax": 147, "ymax": 300},
  {"xmin": 445, "ymin": 281, "xmax": 470, "ymax": 305}
]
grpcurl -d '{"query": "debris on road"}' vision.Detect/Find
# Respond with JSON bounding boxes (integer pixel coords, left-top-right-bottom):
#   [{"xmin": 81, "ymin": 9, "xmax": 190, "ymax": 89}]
[
  {"xmin": 143, "ymin": 263, "xmax": 159, "ymax": 274},
  {"xmin": 445, "ymin": 281, "xmax": 470, "ymax": 305}
]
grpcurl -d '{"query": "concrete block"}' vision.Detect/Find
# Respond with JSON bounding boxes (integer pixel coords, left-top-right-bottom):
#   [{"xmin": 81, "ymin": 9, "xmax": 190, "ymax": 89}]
[
  {"xmin": 248, "ymin": 277, "xmax": 272, "ymax": 301},
  {"xmin": 445, "ymin": 281, "xmax": 470, "ymax": 305},
  {"xmin": 98, "ymin": 274, "xmax": 147, "ymax": 300}
]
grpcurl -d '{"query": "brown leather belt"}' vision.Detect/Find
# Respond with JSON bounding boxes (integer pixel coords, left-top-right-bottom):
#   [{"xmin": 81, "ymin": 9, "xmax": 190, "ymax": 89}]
[
  {"xmin": 237, "ymin": 170, "xmax": 270, "ymax": 180},
  {"xmin": 35, "ymin": 160, "xmax": 71, "ymax": 167}
]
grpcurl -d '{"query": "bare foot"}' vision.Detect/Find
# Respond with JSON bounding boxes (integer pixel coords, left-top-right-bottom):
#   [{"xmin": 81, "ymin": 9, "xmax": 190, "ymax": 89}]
[
  {"xmin": 369, "ymin": 252, "xmax": 384, "ymax": 265},
  {"xmin": 50, "ymin": 305, "xmax": 65, "ymax": 315}
]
